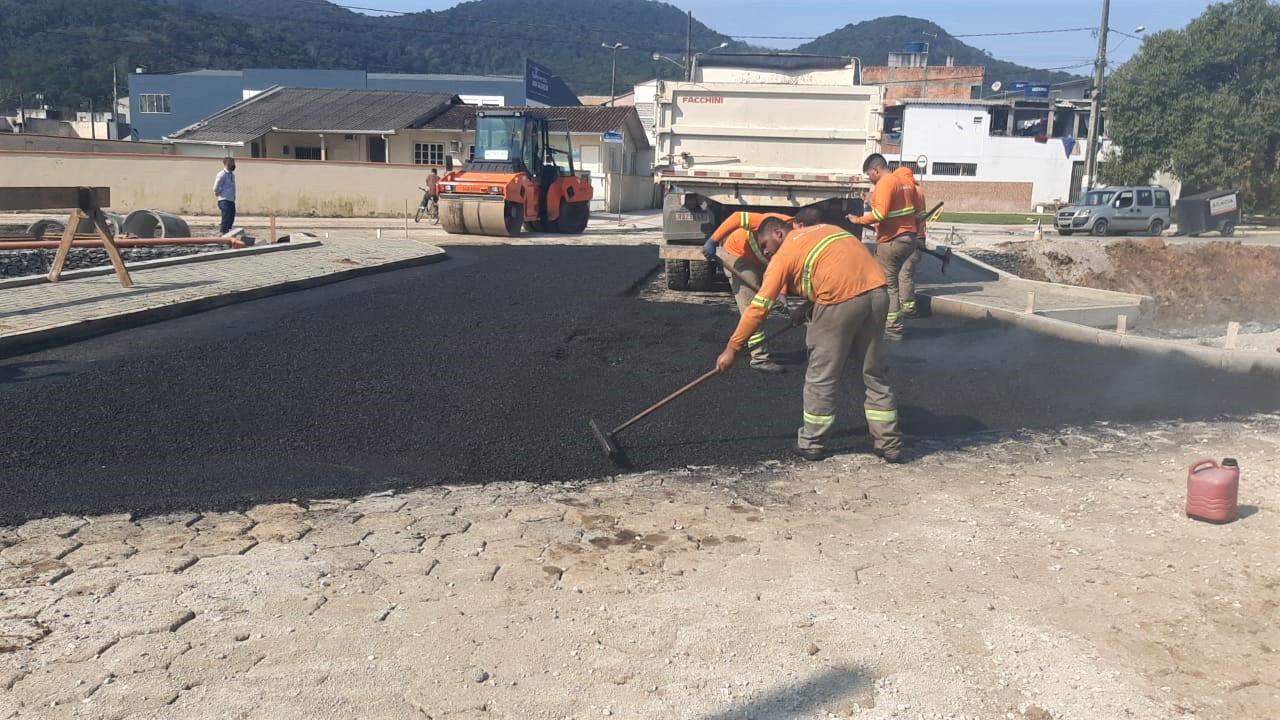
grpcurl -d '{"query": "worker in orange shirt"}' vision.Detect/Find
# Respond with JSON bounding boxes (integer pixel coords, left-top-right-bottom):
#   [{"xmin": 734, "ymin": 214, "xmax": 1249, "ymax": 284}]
[
  {"xmin": 715, "ymin": 218, "xmax": 903, "ymax": 463},
  {"xmin": 701, "ymin": 211, "xmax": 794, "ymax": 373},
  {"xmin": 898, "ymin": 165, "xmax": 927, "ymax": 319},
  {"xmin": 848, "ymin": 153, "xmax": 923, "ymax": 341}
]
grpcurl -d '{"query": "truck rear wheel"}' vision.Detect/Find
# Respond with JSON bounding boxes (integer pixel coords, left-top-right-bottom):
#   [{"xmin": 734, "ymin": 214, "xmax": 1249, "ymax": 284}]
[
  {"xmin": 689, "ymin": 260, "xmax": 714, "ymax": 291},
  {"xmin": 666, "ymin": 260, "xmax": 690, "ymax": 290}
]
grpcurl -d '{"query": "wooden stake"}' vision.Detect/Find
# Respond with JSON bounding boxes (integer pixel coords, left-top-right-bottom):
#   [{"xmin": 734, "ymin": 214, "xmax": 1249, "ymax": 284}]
[
  {"xmin": 269, "ymin": 214, "xmax": 277, "ymax": 244},
  {"xmin": 1025, "ymin": 291, "xmax": 1036, "ymax": 314},
  {"xmin": 1116, "ymin": 314, "xmax": 1128, "ymax": 335},
  {"xmin": 1225, "ymin": 321, "xmax": 1241, "ymax": 350},
  {"xmin": 404, "ymin": 200, "xmax": 410, "ymax": 240},
  {"xmin": 47, "ymin": 209, "xmax": 79, "ymax": 282},
  {"xmin": 90, "ymin": 208, "xmax": 133, "ymax": 287}
]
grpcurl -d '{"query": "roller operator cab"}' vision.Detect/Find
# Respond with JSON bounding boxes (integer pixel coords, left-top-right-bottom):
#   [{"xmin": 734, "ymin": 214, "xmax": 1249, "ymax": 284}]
[{"xmin": 438, "ymin": 111, "xmax": 593, "ymax": 237}]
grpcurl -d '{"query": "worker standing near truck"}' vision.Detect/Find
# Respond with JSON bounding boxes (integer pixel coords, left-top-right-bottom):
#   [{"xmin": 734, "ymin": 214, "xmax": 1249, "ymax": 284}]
[
  {"xmin": 897, "ymin": 165, "xmax": 927, "ymax": 320},
  {"xmin": 701, "ymin": 211, "xmax": 794, "ymax": 373},
  {"xmin": 848, "ymin": 153, "xmax": 921, "ymax": 341},
  {"xmin": 714, "ymin": 218, "xmax": 903, "ymax": 463}
]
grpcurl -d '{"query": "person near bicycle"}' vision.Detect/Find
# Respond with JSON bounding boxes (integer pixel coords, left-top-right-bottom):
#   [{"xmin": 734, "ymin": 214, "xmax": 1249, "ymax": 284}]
[
  {"xmin": 424, "ymin": 168, "xmax": 440, "ymax": 212},
  {"xmin": 848, "ymin": 154, "xmax": 924, "ymax": 341}
]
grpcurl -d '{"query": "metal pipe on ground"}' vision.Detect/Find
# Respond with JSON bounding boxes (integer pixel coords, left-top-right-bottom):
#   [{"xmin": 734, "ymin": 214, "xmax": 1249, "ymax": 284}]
[{"xmin": 121, "ymin": 210, "xmax": 191, "ymax": 239}]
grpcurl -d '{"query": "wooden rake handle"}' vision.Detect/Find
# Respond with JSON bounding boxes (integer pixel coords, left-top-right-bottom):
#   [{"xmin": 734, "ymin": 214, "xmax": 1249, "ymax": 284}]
[{"xmin": 609, "ymin": 321, "xmax": 803, "ymax": 437}]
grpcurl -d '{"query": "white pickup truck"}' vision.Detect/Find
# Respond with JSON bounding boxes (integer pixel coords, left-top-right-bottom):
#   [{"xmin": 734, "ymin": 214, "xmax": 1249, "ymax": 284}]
[{"xmin": 654, "ymin": 53, "xmax": 884, "ymax": 290}]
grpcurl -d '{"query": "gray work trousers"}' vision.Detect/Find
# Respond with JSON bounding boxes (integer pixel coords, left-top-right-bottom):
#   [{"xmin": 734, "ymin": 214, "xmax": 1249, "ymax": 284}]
[
  {"xmin": 725, "ymin": 253, "xmax": 772, "ymax": 365},
  {"xmin": 798, "ymin": 287, "xmax": 901, "ymax": 453},
  {"xmin": 875, "ymin": 234, "xmax": 921, "ymax": 333}
]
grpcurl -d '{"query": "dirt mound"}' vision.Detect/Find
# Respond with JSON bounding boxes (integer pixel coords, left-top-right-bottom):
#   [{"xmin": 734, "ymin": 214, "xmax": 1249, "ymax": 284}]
[
  {"xmin": 1006, "ymin": 239, "xmax": 1280, "ymax": 329},
  {"xmin": 1085, "ymin": 241, "xmax": 1280, "ymax": 327},
  {"xmin": 1024, "ymin": 238, "xmax": 1114, "ymax": 285}
]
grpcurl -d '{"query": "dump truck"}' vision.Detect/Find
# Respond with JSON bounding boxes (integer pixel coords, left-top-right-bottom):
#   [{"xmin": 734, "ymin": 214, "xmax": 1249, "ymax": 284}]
[
  {"xmin": 439, "ymin": 110, "xmax": 593, "ymax": 236},
  {"xmin": 654, "ymin": 53, "xmax": 884, "ymax": 290}
]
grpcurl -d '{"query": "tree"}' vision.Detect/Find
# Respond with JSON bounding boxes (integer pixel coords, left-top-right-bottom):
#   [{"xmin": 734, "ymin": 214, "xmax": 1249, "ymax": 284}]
[{"xmin": 1101, "ymin": 0, "xmax": 1280, "ymax": 212}]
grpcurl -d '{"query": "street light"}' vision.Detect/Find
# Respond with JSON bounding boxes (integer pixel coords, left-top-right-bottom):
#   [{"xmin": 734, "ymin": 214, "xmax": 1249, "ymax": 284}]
[
  {"xmin": 652, "ymin": 51, "xmax": 685, "ymax": 69},
  {"xmin": 602, "ymin": 42, "xmax": 628, "ymax": 106},
  {"xmin": 689, "ymin": 42, "xmax": 729, "ymax": 81}
]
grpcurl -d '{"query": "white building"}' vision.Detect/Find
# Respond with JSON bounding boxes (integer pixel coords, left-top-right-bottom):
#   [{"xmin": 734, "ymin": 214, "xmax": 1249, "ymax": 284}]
[{"xmin": 885, "ymin": 97, "xmax": 1094, "ymax": 212}]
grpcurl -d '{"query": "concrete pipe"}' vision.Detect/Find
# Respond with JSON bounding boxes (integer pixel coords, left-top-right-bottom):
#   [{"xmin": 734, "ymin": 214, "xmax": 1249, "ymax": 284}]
[
  {"xmin": 121, "ymin": 210, "xmax": 191, "ymax": 239},
  {"xmin": 0, "ymin": 237, "xmax": 233, "ymax": 250},
  {"xmin": 25, "ymin": 213, "xmax": 124, "ymax": 240},
  {"xmin": 24, "ymin": 218, "xmax": 70, "ymax": 239}
]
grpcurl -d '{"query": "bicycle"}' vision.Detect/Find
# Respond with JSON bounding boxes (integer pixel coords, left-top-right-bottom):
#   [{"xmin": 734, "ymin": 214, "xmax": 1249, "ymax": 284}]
[{"xmin": 414, "ymin": 187, "xmax": 439, "ymax": 224}]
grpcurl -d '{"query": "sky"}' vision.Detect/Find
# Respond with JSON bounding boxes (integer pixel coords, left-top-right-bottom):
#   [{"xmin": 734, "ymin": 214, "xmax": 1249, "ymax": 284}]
[{"xmin": 357, "ymin": 0, "xmax": 1218, "ymax": 71}]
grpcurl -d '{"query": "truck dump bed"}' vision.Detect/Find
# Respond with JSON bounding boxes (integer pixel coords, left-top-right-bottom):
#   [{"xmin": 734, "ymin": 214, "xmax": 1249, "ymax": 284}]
[{"xmin": 654, "ymin": 54, "xmax": 883, "ymax": 204}]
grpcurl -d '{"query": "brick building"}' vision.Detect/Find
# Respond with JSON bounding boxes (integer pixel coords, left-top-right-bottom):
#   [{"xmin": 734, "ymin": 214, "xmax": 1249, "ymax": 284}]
[{"xmin": 863, "ymin": 48, "xmax": 984, "ymax": 106}]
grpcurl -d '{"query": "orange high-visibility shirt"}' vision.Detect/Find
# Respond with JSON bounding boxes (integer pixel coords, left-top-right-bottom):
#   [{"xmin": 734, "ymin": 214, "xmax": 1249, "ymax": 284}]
[
  {"xmin": 855, "ymin": 167, "xmax": 920, "ymax": 242},
  {"xmin": 710, "ymin": 211, "xmax": 793, "ymax": 266},
  {"xmin": 896, "ymin": 166, "xmax": 928, "ymax": 238},
  {"xmin": 728, "ymin": 224, "xmax": 888, "ymax": 351}
]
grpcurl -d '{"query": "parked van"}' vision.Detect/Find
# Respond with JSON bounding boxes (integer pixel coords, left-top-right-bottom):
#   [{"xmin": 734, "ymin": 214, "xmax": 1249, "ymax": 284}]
[{"xmin": 1056, "ymin": 185, "xmax": 1172, "ymax": 236}]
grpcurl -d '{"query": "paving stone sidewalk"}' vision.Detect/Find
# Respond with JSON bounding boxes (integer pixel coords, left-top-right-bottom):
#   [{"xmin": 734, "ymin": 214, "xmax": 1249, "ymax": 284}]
[
  {"xmin": 0, "ymin": 237, "xmax": 446, "ymax": 355},
  {"xmin": 1, "ymin": 416, "xmax": 1276, "ymax": 719}
]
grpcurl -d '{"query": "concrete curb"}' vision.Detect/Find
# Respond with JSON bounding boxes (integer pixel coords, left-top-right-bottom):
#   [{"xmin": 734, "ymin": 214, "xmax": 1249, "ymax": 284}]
[
  {"xmin": 0, "ymin": 246, "xmax": 449, "ymax": 359},
  {"xmin": 929, "ymin": 294, "xmax": 1280, "ymax": 377},
  {"xmin": 0, "ymin": 240, "xmax": 323, "ymax": 290}
]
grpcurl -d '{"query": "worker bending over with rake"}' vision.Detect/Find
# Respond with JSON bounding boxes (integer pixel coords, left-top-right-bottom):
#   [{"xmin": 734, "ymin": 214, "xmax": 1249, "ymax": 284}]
[
  {"xmin": 715, "ymin": 218, "xmax": 904, "ymax": 463},
  {"xmin": 702, "ymin": 210, "xmax": 794, "ymax": 373},
  {"xmin": 849, "ymin": 153, "xmax": 925, "ymax": 341}
]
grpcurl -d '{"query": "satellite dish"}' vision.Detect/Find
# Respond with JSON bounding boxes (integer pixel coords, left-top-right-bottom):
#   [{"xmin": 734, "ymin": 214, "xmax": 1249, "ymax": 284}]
[{"xmin": 991, "ymin": 81, "xmax": 1003, "ymax": 92}]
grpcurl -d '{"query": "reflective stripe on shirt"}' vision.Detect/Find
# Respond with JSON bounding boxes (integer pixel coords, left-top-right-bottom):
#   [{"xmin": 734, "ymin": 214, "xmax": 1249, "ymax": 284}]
[{"xmin": 800, "ymin": 231, "xmax": 851, "ymax": 301}]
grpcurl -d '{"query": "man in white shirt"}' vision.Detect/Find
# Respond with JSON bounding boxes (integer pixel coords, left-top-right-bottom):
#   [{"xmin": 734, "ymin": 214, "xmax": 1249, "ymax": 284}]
[{"xmin": 213, "ymin": 157, "xmax": 237, "ymax": 235}]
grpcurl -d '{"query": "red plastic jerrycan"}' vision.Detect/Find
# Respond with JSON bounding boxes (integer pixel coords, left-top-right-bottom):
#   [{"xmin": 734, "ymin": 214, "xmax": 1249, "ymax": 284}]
[{"xmin": 1186, "ymin": 458, "xmax": 1240, "ymax": 523}]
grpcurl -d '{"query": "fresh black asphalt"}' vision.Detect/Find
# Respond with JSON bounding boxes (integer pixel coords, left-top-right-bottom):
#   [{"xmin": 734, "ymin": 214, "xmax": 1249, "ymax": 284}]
[{"xmin": 2, "ymin": 245, "xmax": 1276, "ymax": 523}]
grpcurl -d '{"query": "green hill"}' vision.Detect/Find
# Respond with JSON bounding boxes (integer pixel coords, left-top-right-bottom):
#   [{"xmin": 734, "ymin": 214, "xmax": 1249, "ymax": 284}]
[
  {"xmin": 0, "ymin": 0, "xmax": 1081, "ymax": 112},
  {"xmin": 797, "ymin": 16, "xmax": 1081, "ymax": 86}
]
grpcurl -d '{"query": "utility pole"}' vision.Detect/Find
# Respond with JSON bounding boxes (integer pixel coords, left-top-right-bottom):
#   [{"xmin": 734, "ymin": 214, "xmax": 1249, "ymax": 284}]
[
  {"xmin": 112, "ymin": 63, "xmax": 120, "ymax": 141},
  {"xmin": 686, "ymin": 11, "xmax": 693, "ymax": 81},
  {"xmin": 1084, "ymin": 0, "xmax": 1110, "ymax": 191}
]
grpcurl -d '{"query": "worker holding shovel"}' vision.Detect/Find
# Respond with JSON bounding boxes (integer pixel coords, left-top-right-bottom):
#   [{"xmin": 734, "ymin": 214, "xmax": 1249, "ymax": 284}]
[
  {"xmin": 715, "ymin": 218, "xmax": 903, "ymax": 463},
  {"xmin": 848, "ymin": 153, "xmax": 924, "ymax": 341}
]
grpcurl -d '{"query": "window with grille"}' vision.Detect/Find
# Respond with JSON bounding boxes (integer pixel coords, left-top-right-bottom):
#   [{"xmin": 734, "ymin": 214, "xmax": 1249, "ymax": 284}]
[
  {"xmin": 138, "ymin": 94, "xmax": 171, "ymax": 114},
  {"xmin": 931, "ymin": 162, "xmax": 978, "ymax": 177},
  {"xmin": 294, "ymin": 146, "xmax": 322, "ymax": 160},
  {"xmin": 415, "ymin": 143, "xmax": 445, "ymax": 165},
  {"xmin": 467, "ymin": 145, "xmax": 475, "ymax": 162}
]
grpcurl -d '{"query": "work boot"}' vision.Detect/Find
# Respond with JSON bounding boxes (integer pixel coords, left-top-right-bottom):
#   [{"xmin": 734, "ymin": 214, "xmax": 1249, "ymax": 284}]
[
  {"xmin": 794, "ymin": 444, "xmax": 829, "ymax": 462},
  {"xmin": 875, "ymin": 446, "xmax": 906, "ymax": 464},
  {"xmin": 750, "ymin": 359, "xmax": 786, "ymax": 374}
]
